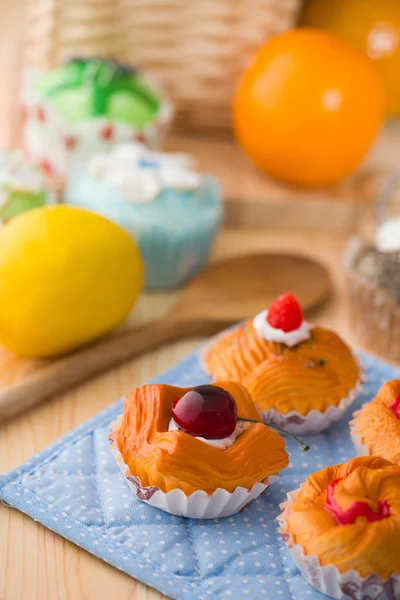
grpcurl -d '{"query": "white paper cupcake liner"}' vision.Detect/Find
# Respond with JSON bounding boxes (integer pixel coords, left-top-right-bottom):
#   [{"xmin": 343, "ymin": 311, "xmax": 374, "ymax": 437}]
[
  {"xmin": 108, "ymin": 416, "xmax": 278, "ymax": 519},
  {"xmin": 257, "ymin": 378, "xmax": 363, "ymax": 435},
  {"xmin": 349, "ymin": 408, "xmax": 372, "ymax": 457},
  {"xmin": 21, "ymin": 68, "xmax": 174, "ymax": 178},
  {"xmin": 201, "ymin": 334, "xmax": 364, "ymax": 435},
  {"xmin": 278, "ymin": 489, "xmax": 400, "ymax": 599}
]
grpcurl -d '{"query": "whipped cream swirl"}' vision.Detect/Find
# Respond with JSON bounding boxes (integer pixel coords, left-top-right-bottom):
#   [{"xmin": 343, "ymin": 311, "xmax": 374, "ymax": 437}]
[
  {"xmin": 375, "ymin": 218, "xmax": 400, "ymax": 252},
  {"xmin": 88, "ymin": 142, "xmax": 202, "ymax": 204},
  {"xmin": 253, "ymin": 309, "xmax": 313, "ymax": 347},
  {"xmin": 168, "ymin": 418, "xmax": 251, "ymax": 449}
]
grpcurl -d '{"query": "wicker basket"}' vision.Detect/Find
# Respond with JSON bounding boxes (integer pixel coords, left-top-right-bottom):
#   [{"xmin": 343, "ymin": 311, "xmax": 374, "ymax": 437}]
[{"xmin": 23, "ymin": 0, "xmax": 301, "ymax": 130}]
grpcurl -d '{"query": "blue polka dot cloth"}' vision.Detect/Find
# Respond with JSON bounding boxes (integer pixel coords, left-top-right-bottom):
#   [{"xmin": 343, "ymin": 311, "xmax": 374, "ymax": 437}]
[{"xmin": 0, "ymin": 345, "xmax": 399, "ymax": 600}]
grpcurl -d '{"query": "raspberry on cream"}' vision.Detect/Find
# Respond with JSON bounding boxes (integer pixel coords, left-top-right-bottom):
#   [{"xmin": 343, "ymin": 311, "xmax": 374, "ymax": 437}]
[
  {"xmin": 253, "ymin": 293, "xmax": 313, "ymax": 347},
  {"xmin": 253, "ymin": 309, "xmax": 313, "ymax": 347}
]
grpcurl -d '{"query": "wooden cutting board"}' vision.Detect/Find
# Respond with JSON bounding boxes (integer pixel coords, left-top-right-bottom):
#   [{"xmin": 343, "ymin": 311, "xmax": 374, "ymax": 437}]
[{"xmin": 0, "ymin": 252, "xmax": 332, "ymax": 421}]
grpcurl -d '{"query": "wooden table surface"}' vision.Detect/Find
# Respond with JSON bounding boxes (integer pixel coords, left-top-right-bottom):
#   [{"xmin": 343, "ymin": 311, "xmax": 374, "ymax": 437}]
[{"xmin": 0, "ymin": 225, "xmax": 364, "ymax": 600}]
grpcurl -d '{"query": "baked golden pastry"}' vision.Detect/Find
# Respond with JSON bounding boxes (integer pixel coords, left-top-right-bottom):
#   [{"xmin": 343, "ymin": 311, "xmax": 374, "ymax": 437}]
[
  {"xmin": 203, "ymin": 293, "xmax": 361, "ymax": 432},
  {"xmin": 350, "ymin": 379, "xmax": 400, "ymax": 465},
  {"xmin": 280, "ymin": 456, "xmax": 400, "ymax": 582},
  {"xmin": 116, "ymin": 381, "xmax": 289, "ymax": 496}
]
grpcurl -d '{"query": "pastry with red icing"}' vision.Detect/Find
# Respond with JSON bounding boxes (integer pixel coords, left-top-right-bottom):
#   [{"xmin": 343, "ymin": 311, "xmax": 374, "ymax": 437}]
[
  {"xmin": 109, "ymin": 381, "xmax": 293, "ymax": 518},
  {"xmin": 350, "ymin": 379, "xmax": 400, "ymax": 465},
  {"xmin": 278, "ymin": 456, "xmax": 400, "ymax": 599},
  {"xmin": 203, "ymin": 293, "xmax": 362, "ymax": 434}
]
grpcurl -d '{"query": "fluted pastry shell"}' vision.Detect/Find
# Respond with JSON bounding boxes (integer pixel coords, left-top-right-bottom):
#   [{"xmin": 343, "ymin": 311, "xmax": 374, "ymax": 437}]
[
  {"xmin": 278, "ymin": 456, "xmax": 400, "ymax": 590},
  {"xmin": 350, "ymin": 380, "xmax": 400, "ymax": 465},
  {"xmin": 110, "ymin": 381, "xmax": 289, "ymax": 500},
  {"xmin": 278, "ymin": 486, "xmax": 400, "ymax": 598},
  {"xmin": 202, "ymin": 323, "xmax": 362, "ymax": 434},
  {"xmin": 109, "ymin": 414, "xmax": 279, "ymax": 519}
]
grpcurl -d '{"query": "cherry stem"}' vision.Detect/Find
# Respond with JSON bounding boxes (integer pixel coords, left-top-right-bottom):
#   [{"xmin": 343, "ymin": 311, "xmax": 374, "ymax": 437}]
[{"xmin": 237, "ymin": 417, "xmax": 310, "ymax": 451}]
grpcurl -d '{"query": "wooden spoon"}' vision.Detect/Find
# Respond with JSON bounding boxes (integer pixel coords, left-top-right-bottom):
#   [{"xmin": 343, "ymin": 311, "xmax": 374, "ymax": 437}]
[{"xmin": 0, "ymin": 252, "xmax": 331, "ymax": 422}]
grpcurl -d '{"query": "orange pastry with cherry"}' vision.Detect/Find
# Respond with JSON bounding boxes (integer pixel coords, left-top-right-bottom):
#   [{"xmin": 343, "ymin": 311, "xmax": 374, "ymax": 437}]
[
  {"xmin": 109, "ymin": 381, "xmax": 304, "ymax": 518},
  {"xmin": 279, "ymin": 456, "xmax": 400, "ymax": 598},
  {"xmin": 350, "ymin": 379, "xmax": 400, "ymax": 465},
  {"xmin": 203, "ymin": 293, "xmax": 362, "ymax": 434}
]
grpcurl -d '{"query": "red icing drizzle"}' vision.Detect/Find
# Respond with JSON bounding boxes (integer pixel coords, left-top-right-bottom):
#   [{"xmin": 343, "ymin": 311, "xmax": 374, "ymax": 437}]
[
  {"xmin": 325, "ymin": 477, "xmax": 391, "ymax": 525},
  {"xmin": 390, "ymin": 395, "xmax": 400, "ymax": 419}
]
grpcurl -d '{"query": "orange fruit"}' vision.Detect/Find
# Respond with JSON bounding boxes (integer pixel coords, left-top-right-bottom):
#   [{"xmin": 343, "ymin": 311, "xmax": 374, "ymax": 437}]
[
  {"xmin": 233, "ymin": 28, "xmax": 385, "ymax": 187},
  {"xmin": 302, "ymin": 0, "xmax": 400, "ymax": 116}
]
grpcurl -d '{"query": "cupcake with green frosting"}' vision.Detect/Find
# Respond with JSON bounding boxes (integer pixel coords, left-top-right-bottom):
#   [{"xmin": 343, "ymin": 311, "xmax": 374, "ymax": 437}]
[
  {"xmin": 0, "ymin": 150, "xmax": 52, "ymax": 221},
  {"xmin": 22, "ymin": 57, "xmax": 173, "ymax": 177}
]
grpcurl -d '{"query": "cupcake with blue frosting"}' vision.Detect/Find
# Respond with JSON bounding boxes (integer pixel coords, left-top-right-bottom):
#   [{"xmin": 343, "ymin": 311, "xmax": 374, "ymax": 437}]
[{"xmin": 64, "ymin": 143, "xmax": 222, "ymax": 289}]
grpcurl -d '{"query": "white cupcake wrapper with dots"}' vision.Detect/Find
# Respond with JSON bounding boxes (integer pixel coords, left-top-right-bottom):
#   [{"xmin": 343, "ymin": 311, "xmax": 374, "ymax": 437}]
[
  {"xmin": 278, "ymin": 489, "xmax": 400, "ymax": 600},
  {"xmin": 21, "ymin": 69, "xmax": 174, "ymax": 178},
  {"xmin": 349, "ymin": 408, "xmax": 373, "ymax": 457},
  {"xmin": 201, "ymin": 334, "xmax": 364, "ymax": 435},
  {"xmin": 108, "ymin": 416, "xmax": 279, "ymax": 519}
]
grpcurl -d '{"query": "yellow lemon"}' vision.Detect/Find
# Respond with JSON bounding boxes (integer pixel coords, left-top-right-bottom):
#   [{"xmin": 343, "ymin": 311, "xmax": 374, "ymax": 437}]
[{"xmin": 0, "ymin": 205, "xmax": 143, "ymax": 357}]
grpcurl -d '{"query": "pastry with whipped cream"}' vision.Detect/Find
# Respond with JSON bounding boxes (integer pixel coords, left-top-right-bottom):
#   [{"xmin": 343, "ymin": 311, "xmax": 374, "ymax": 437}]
[
  {"xmin": 108, "ymin": 381, "xmax": 290, "ymax": 518},
  {"xmin": 64, "ymin": 142, "xmax": 222, "ymax": 289},
  {"xmin": 278, "ymin": 456, "xmax": 400, "ymax": 599},
  {"xmin": 0, "ymin": 150, "xmax": 51, "ymax": 221},
  {"xmin": 350, "ymin": 379, "xmax": 400, "ymax": 465},
  {"xmin": 203, "ymin": 293, "xmax": 362, "ymax": 434},
  {"xmin": 346, "ymin": 219, "xmax": 400, "ymax": 361}
]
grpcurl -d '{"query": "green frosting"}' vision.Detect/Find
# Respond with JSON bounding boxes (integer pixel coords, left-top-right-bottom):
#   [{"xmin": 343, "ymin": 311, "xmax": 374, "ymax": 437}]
[
  {"xmin": 0, "ymin": 189, "xmax": 47, "ymax": 220},
  {"xmin": 37, "ymin": 58, "xmax": 161, "ymax": 126}
]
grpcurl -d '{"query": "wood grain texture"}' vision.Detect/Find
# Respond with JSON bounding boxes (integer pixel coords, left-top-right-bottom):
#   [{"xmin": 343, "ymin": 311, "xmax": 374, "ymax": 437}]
[
  {"xmin": 165, "ymin": 134, "xmax": 371, "ymax": 232},
  {"xmin": 0, "ymin": 226, "xmax": 368, "ymax": 600}
]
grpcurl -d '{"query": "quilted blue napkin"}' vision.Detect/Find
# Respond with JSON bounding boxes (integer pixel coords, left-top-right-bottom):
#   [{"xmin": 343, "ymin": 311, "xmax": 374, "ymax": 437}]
[{"xmin": 0, "ymin": 344, "xmax": 398, "ymax": 600}]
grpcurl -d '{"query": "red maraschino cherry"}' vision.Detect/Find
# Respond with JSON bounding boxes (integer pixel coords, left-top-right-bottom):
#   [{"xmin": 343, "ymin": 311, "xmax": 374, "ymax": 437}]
[
  {"xmin": 172, "ymin": 384, "xmax": 310, "ymax": 450},
  {"xmin": 172, "ymin": 385, "xmax": 237, "ymax": 439},
  {"xmin": 267, "ymin": 293, "xmax": 303, "ymax": 332}
]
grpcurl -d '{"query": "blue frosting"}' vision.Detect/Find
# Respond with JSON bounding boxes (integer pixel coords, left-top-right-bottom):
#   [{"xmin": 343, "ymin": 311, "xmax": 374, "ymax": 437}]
[{"xmin": 64, "ymin": 168, "xmax": 222, "ymax": 289}]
